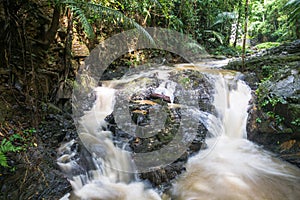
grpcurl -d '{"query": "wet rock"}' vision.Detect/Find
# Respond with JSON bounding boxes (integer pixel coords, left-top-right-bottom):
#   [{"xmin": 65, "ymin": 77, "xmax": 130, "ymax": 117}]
[
  {"xmin": 234, "ymin": 40, "xmax": 300, "ymax": 167},
  {"xmin": 102, "ymin": 67, "xmax": 213, "ymax": 189},
  {"xmin": 227, "ymin": 40, "xmax": 300, "ymax": 72},
  {"xmin": 0, "ymin": 146, "xmax": 71, "ymax": 199},
  {"xmin": 0, "ymin": 114, "xmax": 76, "ymax": 199}
]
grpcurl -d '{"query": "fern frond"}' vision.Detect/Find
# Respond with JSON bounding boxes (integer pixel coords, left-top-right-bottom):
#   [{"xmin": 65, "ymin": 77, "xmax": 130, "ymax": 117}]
[
  {"xmin": 61, "ymin": 0, "xmax": 95, "ymax": 38},
  {"xmin": 0, "ymin": 139, "xmax": 22, "ymax": 153},
  {"xmin": 0, "ymin": 151, "xmax": 8, "ymax": 167},
  {"xmin": 0, "ymin": 139, "xmax": 22, "ymax": 168}
]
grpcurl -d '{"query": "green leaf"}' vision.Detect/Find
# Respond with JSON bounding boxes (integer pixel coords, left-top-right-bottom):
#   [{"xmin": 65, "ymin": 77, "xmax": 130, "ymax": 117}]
[
  {"xmin": 66, "ymin": 4, "xmax": 95, "ymax": 38},
  {"xmin": 211, "ymin": 12, "xmax": 237, "ymax": 27},
  {"xmin": 60, "ymin": 1, "xmax": 155, "ymax": 43},
  {"xmin": 0, "ymin": 152, "xmax": 8, "ymax": 167},
  {"xmin": 204, "ymin": 30, "xmax": 224, "ymax": 44},
  {"xmin": 0, "ymin": 139, "xmax": 22, "ymax": 168},
  {"xmin": 284, "ymin": 0, "xmax": 300, "ymax": 23}
]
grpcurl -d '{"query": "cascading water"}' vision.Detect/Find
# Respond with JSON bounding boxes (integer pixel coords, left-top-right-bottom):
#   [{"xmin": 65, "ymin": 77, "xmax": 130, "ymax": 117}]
[
  {"xmin": 58, "ymin": 86, "xmax": 161, "ymax": 200},
  {"xmin": 58, "ymin": 64, "xmax": 300, "ymax": 200},
  {"xmin": 172, "ymin": 73, "xmax": 300, "ymax": 200}
]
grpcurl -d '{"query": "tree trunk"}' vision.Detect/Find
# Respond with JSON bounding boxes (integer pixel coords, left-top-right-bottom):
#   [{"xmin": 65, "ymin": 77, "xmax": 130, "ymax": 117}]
[
  {"xmin": 43, "ymin": 5, "xmax": 60, "ymax": 49},
  {"xmin": 65, "ymin": 8, "xmax": 73, "ymax": 80},
  {"xmin": 233, "ymin": 1, "xmax": 242, "ymax": 47},
  {"xmin": 242, "ymin": 0, "xmax": 249, "ymax": 72}
]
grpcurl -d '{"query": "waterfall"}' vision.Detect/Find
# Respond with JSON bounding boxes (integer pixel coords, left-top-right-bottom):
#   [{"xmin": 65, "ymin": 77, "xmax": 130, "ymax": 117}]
[
  {"xmin": 58, "ymin": 86, "xmax": 161, "ymax": 200},
  {"xmin": 58, "ymin": 65, "xmax": 300, "ymax": 200},
  {"xmin": 172, "ymin": 73, "xmax": 300, "ymax": 200},
  {"xmin": 212, "ymin": 74, "xmax": 251, "ymax": 139}
]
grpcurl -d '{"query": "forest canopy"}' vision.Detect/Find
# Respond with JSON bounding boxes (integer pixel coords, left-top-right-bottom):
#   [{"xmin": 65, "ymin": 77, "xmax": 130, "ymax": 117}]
[{"xmin": 0, "ymin": 0, "xmax": 299, "ymax": 112}]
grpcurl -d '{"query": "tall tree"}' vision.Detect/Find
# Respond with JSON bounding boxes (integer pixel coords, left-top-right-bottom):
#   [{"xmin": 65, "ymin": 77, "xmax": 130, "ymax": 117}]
[{"xmin": 242, "ymin": 0, "xmax": 249, "ymax": 71}]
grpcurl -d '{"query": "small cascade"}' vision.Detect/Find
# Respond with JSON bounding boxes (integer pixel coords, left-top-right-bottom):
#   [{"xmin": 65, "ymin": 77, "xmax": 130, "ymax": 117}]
[
  {"xmin": 213, "ymin": 73, "xmax": 251, "ymax": 139},
  {"xmin": 172, "ymin": 73, "xmax": 300, "ymax": 200},
  {"xmin": 57, "ymin": 64, "xmax": 300, "ymax": 200},
  {"xmin": 58, "ymin": 87, "xmax": 161, "ymax": 200}
]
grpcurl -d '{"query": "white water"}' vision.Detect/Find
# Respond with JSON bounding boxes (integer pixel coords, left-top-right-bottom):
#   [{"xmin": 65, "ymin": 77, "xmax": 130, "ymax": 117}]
[
  {"xmin": 58, "ymin": 66, "xmax": 300, "ymax": 200},
  {"xmin": 59, "ymin": 87, "xmax": 161, "ymax": 200},
  {"xmin": 172, "ymin": 74, "xmax": 300, "ymax": 200}
]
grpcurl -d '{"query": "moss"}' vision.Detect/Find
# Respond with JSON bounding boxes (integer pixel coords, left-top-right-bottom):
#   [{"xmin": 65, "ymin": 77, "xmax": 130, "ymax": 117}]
[{"xmin": 255, "ymin": 42, "xmax": 281, "ymax": 50}]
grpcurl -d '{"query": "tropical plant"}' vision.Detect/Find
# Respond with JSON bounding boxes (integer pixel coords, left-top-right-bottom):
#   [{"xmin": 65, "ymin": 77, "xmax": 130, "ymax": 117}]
[
  {"xmin": 59, "ymin": 0, "xmax": 153, "ymax": 41},
  {"xmin": 284, "ymin": 0, "xmax": 300, "ymax": 38},
  {"xmin": 0, "ymin": 139, "xmax": 22, "ymax": 168}
]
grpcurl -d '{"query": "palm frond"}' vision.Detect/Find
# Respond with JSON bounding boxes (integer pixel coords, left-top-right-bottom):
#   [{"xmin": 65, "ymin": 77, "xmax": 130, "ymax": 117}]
[
  {"xmin": 211, "ymin": 12, "xmax": 237, "ymax": 27},
  {"xmin": 66, "ymin": 4, "xmax": 95, "ymax": 38},
  {"xmin": 204, "ymin": 30, "xmax": 224, "ymax": 44},
  {"xmin": 289, "ymin": 7, "xmax": 300, "ymax": 22},
  {"xmin": 85, "ymin": 2, "xmax": 154, "ymax": 43},
  {"xmin": 61, "ymin": 1, "xmax": 154, "ymax": 43},
  {"xmin": 283, "ymin": 0, "xmax": 300, "ymax": 22},
  {"xmin": 284, "ymin": 0, "xmax": 300, "ymax": 7}
]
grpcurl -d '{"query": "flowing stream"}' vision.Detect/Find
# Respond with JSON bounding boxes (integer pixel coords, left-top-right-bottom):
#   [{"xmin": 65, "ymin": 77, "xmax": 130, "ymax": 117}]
[
  {"xmin": 172, "ymin": 72, "xmax": 300, "ymax": 200},
  {"xmin": 58, "ymin": 63, "xmax": 300, "ymax": 200}
]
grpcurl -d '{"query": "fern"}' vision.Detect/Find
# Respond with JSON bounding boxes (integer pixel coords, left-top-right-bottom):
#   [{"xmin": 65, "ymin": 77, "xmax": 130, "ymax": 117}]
[
  {"xmin": 61, "ymin": 0, "xmax": 154, "ymax": 44},
  {"xmin": 0, "ymin": 152, "xmax": 8, "ymax": 167},
  {"xmin": 0, "ymin": 139, "xmax": 22, "ymax": 168}
]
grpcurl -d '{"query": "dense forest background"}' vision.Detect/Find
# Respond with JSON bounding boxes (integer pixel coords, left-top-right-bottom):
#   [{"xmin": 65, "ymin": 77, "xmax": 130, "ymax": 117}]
[{"xmin": 0, "ymin": 0, "xmax": 299, "ymax": 182}]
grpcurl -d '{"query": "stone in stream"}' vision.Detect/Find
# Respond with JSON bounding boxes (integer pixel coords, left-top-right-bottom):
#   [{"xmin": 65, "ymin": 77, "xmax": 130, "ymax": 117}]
[{"xmin": 102, "ymin": 68, "xmax": 214, "ymax": 190}]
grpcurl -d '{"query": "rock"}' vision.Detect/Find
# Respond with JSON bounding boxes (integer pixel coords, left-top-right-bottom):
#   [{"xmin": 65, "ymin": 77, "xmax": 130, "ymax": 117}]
[
  {"xmin": 72, "ymin": 35, "xmax": 90, "ymax": 58},
  {"xmin": 233, "ymin": 40, "xmax": 300, "ymax": 167},
  {"xmin": 0, "ymin": 113, "xmax": 76, "ymax": 199},
  {"xmin": 101, "ymin": 67, "xmax": 213, "ymax": 190},
  {"xmin": 150, "ymin": 93, "xmax": 171, "ymax": 103},
  {"xmin": 280, "ymin": 140, "xmax": 297, "ymax": 153},
  {"xmin": 0, "ymin": 144, "xmax": 71, "ymax": 200}
]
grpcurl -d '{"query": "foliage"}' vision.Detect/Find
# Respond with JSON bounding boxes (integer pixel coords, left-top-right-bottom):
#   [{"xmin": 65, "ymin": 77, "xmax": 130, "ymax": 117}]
[
  {"xmin": 284, "ymin": 0, "xmax": 300, "ymax": 22},
  {"xmin": 291, "ymin": 118, "xmax": 300, "ymax": 127},
  {"xmin": 255, "ymin": 42, "xmax": 281, "ymax": 50},
  {"xmin": 248, "ymin": 0, "xmax": 298, "ymax": 42},
  {"xmin": 213, "ymin": 45, "xmax": 243, "ymax": 56},
  {"xmin": 60, "ymin": 0, "xmax": 154, "ymax": 42},
  {"xmin": 0, "ymin": 139, "xmax": 22, "ymax": 168},
  {"xmin": 51, "ymin": 0, "xmax": 298, "ymax": 56},
  {"xmin": 0, "ymin": 126, "xmax": 36, "ymax": 169},
  {"xmin": 284, "ymin": 0, "xmax": 300, "ymax": 39},
  {"xmin": 255, "ymin": 73, "xmax": 288, "ymax": 126}
]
